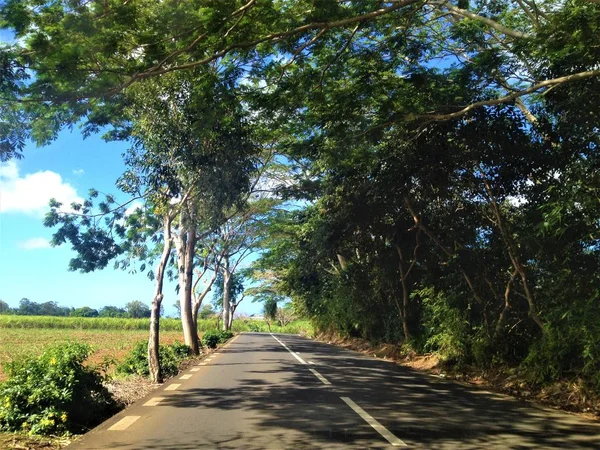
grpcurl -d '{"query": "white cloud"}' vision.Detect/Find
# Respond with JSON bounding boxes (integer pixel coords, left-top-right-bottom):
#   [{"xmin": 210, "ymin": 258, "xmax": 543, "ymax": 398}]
[
  {"xmin": 125, "ymin": 201, "xmax": 143, "ymax": 216},
  {"xmin": 0, "ymin": 161, "xmax": 83, "ymax": 216},
  {"xmin": 18, "ymin": 237, "xmax": 51, "ymax": 250},
  {"xmin": 73, "ymin": 168, "xmax": 85, "ymax": 176}
]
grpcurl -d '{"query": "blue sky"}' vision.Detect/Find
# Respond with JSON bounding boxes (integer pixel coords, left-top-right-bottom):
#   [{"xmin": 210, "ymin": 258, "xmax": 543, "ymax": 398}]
[{"xmin": 0, "ymin": 131, "xmax": 262, "ymax": 316}]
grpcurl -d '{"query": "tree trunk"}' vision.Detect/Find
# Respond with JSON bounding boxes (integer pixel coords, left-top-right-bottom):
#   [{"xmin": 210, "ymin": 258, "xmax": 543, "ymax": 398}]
[
  {"xmin": 148, "ymin": 214, "xmax": 172, "ymax": 384},
  {"xmin": 480, "ymin": 172, "xmax": 544, "ymax": 332},
  {"xmin": 222, "ymin": 257, "xmax": 231, "ymax": 331},
  {"xmin": 228, "ymin": 303, "xmax": 235, "ymax": 330},
  {"xmin": 192, "ymin": 269, "xmax": 219, "ymax": 332},
  {"xmin": 395, "ymin": 244, "xmax": 413, "ymax": 341},
  {"xmin": 494, "ymin": 268, "xmax": 518, "ymax": 341},
  {"xmin": 175, "ymin": 212, "xmax": 200, "ymax": 354}
]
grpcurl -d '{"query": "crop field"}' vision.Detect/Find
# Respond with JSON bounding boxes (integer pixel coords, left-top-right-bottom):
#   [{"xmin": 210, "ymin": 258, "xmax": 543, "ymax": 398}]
[
  {"xmin": 0, "ymin": 316, "xmax": 313, "ymax": 380},
  {"xmin": 0, "ymin": 328, "xmax": 185, "ymax": 380}
]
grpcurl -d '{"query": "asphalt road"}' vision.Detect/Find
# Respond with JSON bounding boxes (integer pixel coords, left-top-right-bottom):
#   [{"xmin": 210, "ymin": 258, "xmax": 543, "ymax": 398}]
[{"xmin": 68, "ymin": 332, "xmax": 600, "ymax": 449}]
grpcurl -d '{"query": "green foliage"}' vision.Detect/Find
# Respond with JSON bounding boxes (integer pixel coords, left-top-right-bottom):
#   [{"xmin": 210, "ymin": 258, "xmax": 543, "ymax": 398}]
[
  {"xmin": 417, "ymin": 287, "xmax": 470, "ymax": 364},
  {"xmin": 124, "ymin": 301, "xmax": 151, "ymax": 319},
  {"xmin": 263, "ymin": 299, "xmax": 278, "ymax": 321},
  {"xmin": 0, "ymin": 300, "xmax": 10, "ymax": 314},
  {"xmin": 70, "ymin": 306, "xmax": 99, "ymax": 318},
  {"xmin": 246, "ymin": 322, "xmax": 262, "ymax": 332},
  {"xmin": 201, "ymin": 331, "xmax": 221, "ymax": 349},
  {"xmin": 0, "ymin": 343, "xmax": 116, "ymax": 435},
  {"xmin": 117, "ymin": 341, "xmax": 190, "ymax": 379},
  {"xmin": 218, "ymin": 330, "xmax": 234, "ymax": 342},
  {"xmin": 198, "ymin": 304, "xmax": 215, "ymax": 320}
]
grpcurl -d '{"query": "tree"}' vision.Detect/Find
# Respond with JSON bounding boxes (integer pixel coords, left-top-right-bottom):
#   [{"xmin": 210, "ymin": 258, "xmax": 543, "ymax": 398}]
[
  {"xmin": 125, "ymin": 301, "xmax": 151, "ymax": 319},
  {"xmin": 198, "ymin": 304, "xmax": 215, "ymax": 320},
  {"xmin": 212, "ymin": 271, "xmax": 246, "ymax": 330},
  {"xmin": 44, "ymin": 65, "xmax": 259, "ymax": 379},
  {"xmin": 276, "ymin": 303, "xmax": 295, "ymax": 328},
  {"xmin": 98, "ymin": 306, "xmax": 128, "ymax": 318},
  {"xmin": 0, "ymin": 300, "xmax": 11, "ymax": 314},
  {"xmin": 263, "ymin": 298, "xmax": 278, "ymax": 333},
  {"xmin": 70, "ymin": 307, "xmax": 99, "ymax": 318}
]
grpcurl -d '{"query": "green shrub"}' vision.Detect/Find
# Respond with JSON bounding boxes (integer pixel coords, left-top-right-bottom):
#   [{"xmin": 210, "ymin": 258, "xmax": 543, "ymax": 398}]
[
  {"xmin": 201, "ymin": 330, "xmax": 220, "ymax": 349},
  {"xmin": 170, "ymin": 341, "xmax": 191, "ymax": 359},
  {"xmin": 0, "ymin": 343, "xmax": 116, "ymax": 435},
  {"xmin": 418, "ymin": 286, "xmax": 470, "ymax": 364},
  {"xmin": 117, "ymin": 341, "xmax": 191, "ymax": 379},
  {"xmin": 218, "ymin": 330, "xmax": 234, "ymax": 343},
  {"xmin": 247, "ymin": 322, "xmax": 262, "ymax": 332}
]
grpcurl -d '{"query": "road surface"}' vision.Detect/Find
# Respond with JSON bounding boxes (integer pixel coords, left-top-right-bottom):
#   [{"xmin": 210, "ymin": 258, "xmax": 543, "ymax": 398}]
[{"xmin": 68, "ymin": 332, "xmax": 600, "ymax": 449}]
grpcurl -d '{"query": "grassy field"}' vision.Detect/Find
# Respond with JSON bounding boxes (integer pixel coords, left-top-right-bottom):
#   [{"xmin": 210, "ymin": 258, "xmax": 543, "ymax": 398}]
[
  {"xmin": 0, "ymin": 328, "xmax": 186, "ymax": 380},
  {"xmin": 0, "ymin": 316, "xmax": 313, "ymax": 380},
  {"xmin": 0, "ymin": 315, "xmax": 313, "ymax": 334}
]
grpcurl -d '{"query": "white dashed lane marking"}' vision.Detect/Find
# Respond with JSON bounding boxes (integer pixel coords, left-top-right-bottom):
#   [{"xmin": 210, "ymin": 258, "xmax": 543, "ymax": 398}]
[
  {"xmin": 180, "ymin": 374, "xmax": 192, "ymax": 380},
  {"xmin": 143, "ymin": 397, "xmax": 164, "ymax": 407},
  {"xmin": 270, "ymin": 334, "xmax": 307, "ymax": 364},
  {"xmin": 190, "ymin": 367, "xmax": 200, "ymax": 372},
  {"xmin": 164, "ymin": 384, "xmax": 181, "ymax": 391},
  {"xmin": 108, "ymin": 416, "xmax": 140, "ymax": 431},
  {"xmin": 309, "ymin": 368, "xmax": 332, "ymax": 385},
  {"xmin": 340, "ymin": 397, "xmax": 407, "ymax": 447}
]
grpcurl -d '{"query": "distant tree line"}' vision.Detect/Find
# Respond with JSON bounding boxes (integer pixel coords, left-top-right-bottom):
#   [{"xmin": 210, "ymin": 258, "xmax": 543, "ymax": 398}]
[{"xmin": 0, "ymin": 298, "xmax": 154, "ymax": 318}]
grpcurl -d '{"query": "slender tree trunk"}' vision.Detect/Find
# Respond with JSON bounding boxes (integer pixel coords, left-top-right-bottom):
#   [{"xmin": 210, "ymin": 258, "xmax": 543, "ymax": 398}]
[
  {"xmin": 222, "ymin": 258, "xmax": 231, "ymax": 331},
  {"xmin": 175, "ymin": 219, "xmax": 200, "ymax": 354},
  {"xmin": 394, "ymin": 228, "xmax": 420, "ymax": 342},
  {"xmin": 192, "ymin": 271, "xmax": 218, "ymax": 331},
  {"xmin": 480, "ymin": 172, "xmax": 544, "ymax": 332},
  {"xmin": 228, "ymin": 303, "xmax": 235, "ymax": 329},
  {"xmin": 396, "ymin": 246, "xmax": 411, "ymax": 341},
  {"xmin": 403, "ymin": 196, "xmax": 487, "ymax": 311},
  {"xmin": 494, "ymin": 268, "xmax": 518, "ymax": 341},
  {"xmin": 148, "ymin": 214, "xmax": 172, "ymax": 384}
]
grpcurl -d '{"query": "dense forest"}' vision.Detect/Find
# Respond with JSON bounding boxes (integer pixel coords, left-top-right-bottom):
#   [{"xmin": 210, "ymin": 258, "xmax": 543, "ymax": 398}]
[{"xmin": 1, "ymin": 0, "xmax": 599, "ymax": 391}]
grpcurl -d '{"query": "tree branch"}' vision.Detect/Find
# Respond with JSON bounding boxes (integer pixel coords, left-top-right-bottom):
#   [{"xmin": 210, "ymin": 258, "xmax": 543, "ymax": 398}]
[
  {"xmin": 430, "ymin": 1, "xmax": 530, "ymax": 39},
  {"xmin": 415, "ymin": 69, "xmax": 600, "ymax": 123}
]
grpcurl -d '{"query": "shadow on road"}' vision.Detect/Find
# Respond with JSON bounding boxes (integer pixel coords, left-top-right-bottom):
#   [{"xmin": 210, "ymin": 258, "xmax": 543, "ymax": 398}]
[{"xmin": 152, "ymin": 333, "xmax": 600, "ymax": 449}]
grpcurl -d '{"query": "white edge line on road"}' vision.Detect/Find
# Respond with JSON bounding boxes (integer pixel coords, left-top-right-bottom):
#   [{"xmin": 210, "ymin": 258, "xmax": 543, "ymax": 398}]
[
  {"xmin": 309, "ymin": 368, "xmax": 332, "ymax": 385},
  {"xmin": 340, "ymin": 397, "xmax": 407, "ymax": 447},
  {"xmin": 180, "ymin": 374, "xmax": 192, "ymax": 380},
  {"xmin": 108, "ymin": 416, "xmax": 140, "ymax": 431},
  {"xmin": 143, "ymin": 397, "xmax": 164, "ymax": 407},
  {"xmin": 270, "ymin": 333, "xmax": 307, "ymax": 364},
  {"xmin": 164, "ymin": 384, "xmax": 181, "ymax": 391}
]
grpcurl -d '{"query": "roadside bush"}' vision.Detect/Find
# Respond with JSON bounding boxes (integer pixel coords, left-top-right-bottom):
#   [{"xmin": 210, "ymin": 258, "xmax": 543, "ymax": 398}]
[
  {"xmin": 0, "ymin": 343, "xmax": 116, "ymax": 435},
  {"xmin": 201, "ymin": 330, "xmax": 221, "ymax": 349},
  {"xmin": 218, "ymin": 330, "xmax": 234, "ymax": 342},
  {"xmin": 418, "ymin": 286, "xmax": 470, "ymax": 364},
  {"xmin": 247, "ymin": 322, "xmax": 262, "ymax": 332},
  {"xmin": 117, "ymin": 341, "xmax": 191, "ymax": 379}
]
